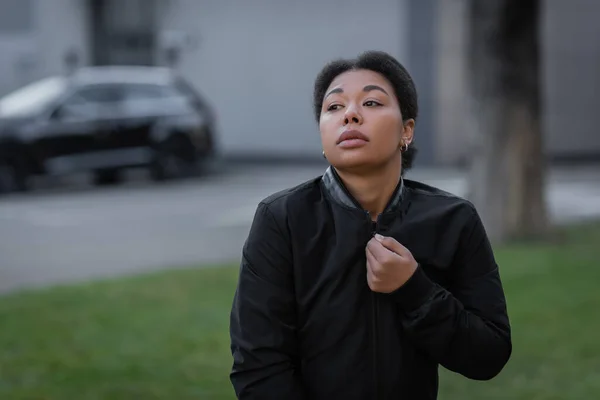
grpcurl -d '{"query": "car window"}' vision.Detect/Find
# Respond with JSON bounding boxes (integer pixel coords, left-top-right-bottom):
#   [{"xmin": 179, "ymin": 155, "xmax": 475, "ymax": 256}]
[
  {"xmin": 54, "ymin": 85, "xmax": 121, "ymax": 120},
  {"xmin": 121, "ymin": 83, "xmax": 195, "ymax": 115},
  {"xmin": 122, "ymin": 83, "xmax": 178, "ymax": 101},
  {"xmin": 73, "ymin": 85, "xmax": 122, "ymax": 104}
]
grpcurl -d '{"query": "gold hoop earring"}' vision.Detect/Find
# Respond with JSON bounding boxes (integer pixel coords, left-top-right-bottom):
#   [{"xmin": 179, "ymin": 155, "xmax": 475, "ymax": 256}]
[{"xmin": 322, "ymin": 150, "xmax": 326, "ymax": 159}]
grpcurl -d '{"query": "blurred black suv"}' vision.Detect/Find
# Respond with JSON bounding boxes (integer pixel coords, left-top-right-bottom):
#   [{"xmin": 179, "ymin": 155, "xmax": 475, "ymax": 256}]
[{"xmin": 0, "ymin": 66, "xmax": 217, "ymax": 192}]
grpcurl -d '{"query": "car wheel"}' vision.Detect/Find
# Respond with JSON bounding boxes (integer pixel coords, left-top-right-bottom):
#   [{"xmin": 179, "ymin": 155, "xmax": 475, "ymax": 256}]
[
  {"xmin": 93, "ymin": 169, "xmax": 122, "ymax": 186},
  {"xmin": 0, "ymin": 161, "xmax": 29, "ymax": 194},
  {"xmin": 150, "ymin": 138, "xmax": 197, "ymax": 182}
]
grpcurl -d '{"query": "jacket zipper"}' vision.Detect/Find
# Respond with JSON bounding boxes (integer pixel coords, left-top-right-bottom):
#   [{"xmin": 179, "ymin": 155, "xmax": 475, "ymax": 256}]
[{"xmin": 368, "ymin": 213, "xmax": 382, "ymax": 400}]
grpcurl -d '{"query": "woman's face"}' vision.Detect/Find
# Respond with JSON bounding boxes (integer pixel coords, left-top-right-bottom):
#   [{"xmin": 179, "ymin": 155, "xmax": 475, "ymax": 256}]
[{"xmin": 319, "ymin": 69, "xmax": 414, "ymax": 171}]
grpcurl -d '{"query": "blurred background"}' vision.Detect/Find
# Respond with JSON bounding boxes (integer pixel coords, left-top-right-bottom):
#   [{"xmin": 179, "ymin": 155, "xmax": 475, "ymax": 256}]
[{"xmin": 0, "ymin": 0, "xmax": 599, "ymax": 399}]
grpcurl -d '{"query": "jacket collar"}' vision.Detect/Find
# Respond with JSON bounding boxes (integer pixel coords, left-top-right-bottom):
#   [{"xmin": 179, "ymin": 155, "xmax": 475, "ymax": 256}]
[{"xmin": 321, "ymin": 166, "xmax": 405, "ymax": 213}]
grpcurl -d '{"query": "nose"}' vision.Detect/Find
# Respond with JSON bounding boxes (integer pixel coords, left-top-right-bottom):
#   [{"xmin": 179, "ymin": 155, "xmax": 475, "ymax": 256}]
[{"xmin": 343, "ymin": 104, "xmax": 363, "ymax": 125}]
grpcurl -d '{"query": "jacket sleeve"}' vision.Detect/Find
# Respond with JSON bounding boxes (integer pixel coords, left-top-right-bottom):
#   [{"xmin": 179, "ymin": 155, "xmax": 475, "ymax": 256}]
[
  {"xmin": 390, "ymin": 207, "xmax": 512, "ymax": 380},
  {"xmin": 229, "ymin": 201, "xmax": 306, "ymax": 399}
]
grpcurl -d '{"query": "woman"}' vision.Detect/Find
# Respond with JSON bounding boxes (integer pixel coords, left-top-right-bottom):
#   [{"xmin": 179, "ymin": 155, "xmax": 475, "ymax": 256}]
[{"xmin": 229, "ymin": 50, "xmax": 511, "ymax": 400}]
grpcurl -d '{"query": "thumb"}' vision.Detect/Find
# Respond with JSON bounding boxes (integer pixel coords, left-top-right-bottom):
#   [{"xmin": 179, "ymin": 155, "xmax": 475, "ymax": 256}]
[{"xmin": 374, "ymin": 234, "xmax": 409, "ymax": 256}]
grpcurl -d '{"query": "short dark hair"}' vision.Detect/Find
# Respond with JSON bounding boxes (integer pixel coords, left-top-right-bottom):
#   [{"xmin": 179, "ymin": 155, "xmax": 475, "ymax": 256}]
[{"xmin": 313, "ymin": 50, "xmax": 419, "ymax": 172}]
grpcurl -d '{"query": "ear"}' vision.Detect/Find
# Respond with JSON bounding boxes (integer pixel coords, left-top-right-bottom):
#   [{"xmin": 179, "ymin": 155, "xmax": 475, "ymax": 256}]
[{"xmin": 401, "ymin": 119, "xmax": 415, "ymax": 145}]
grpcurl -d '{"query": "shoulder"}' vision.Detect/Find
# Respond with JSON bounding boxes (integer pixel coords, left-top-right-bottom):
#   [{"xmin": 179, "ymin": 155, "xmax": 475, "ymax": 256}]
[
  {"xmin": 404, "ymin": 178, "xmax": 472, "ymax": 205},
  {"xmin": 403, "ymin": 178, "xmax": 479, "ymax": 225},
  {"xmin": 256, "ymin": 176, "xmax": 324, "ymax": 221},
  {"xmin": 245, "ymin": 176, "xmax": 323, "ymax": 247},
  {"xmin": 403, "ymin": 179, "xmax": 491, "ymax": 256}
]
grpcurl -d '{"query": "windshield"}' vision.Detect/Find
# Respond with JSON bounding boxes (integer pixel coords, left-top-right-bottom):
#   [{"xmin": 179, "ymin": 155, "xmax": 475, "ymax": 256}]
[{"xmin": 0, "ymin": 76, "xmax": 68, "ymax": 118}]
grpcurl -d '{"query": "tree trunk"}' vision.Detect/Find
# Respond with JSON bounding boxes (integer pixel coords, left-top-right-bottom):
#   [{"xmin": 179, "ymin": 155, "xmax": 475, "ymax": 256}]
[{"xmin": 466, "ymin": 0, "xmax": 549, "ymax": 242}]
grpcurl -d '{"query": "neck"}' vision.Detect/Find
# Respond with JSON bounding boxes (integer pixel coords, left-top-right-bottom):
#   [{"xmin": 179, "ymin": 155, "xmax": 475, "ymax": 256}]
[{"xmin": 335, "ymin": 157, "xmax": 402, "ymax": 220}]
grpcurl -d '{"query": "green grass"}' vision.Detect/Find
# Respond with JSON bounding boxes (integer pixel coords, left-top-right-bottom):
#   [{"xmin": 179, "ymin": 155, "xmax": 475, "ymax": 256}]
[{"xmin": 1, "ymin": 223, "xmax": 599, "ymax": 400}]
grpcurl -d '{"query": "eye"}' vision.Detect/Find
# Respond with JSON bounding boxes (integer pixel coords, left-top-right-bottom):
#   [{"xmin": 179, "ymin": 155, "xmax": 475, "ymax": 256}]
[
  {"xmin": 327, "ymin": 104, "xmax": 343, "ymax": 111},
  {"xmin": 364, "ymin": 100, "xmax": 382, "ymax": 107}
]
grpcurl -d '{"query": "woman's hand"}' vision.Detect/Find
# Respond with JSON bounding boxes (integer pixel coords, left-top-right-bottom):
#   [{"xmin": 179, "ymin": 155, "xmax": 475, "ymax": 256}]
[{"xmin": 366, "ymin": 234, "xmax": 418, "ymax": 293}]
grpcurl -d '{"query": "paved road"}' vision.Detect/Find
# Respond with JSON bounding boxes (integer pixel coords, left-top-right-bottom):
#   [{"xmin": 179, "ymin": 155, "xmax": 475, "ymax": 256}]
[{"xmin": 1, "ymin": 163, "xmax": 599, "ymax": 294}]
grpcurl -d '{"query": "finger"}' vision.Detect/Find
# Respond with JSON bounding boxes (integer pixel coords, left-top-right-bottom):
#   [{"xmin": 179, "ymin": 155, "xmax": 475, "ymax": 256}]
[
  {"xmin": 366, "ymin": 246, "xmax": 379, "ymax": 274},
  {"xmin": 366, "ymin": 237, "xmax": 379, "ymax": 253},
  {"xmin": 367, "ymin": 255, "xmax": 375, "ymax": 287},
  {"xmin": 368, "ymin": 238, "xmax": 397, "ymax": 263},
  {"xmin": 367, "ymin": 249, "xmax": 390, "ymax": 281},
  {"xmin": 374, "ymin": 234, "xmax": 410, "ymax": 256},
  {"xmin": 366, "ymin": 258, "xmax": 374, "ymax": 277},
  {"xmin": 365, "ymin": 260, "xmax": 379, "ymax": 290}
]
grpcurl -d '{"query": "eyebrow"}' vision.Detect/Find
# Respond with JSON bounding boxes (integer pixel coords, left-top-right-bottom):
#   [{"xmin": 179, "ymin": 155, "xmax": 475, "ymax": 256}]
[
  {"xmin": 324, "ymin": 88, "xmax": 343, "ymax": 98},
  {"xmin": 324, "ymin": 85, "xmax": 389, "ymax": 99},
  {"xmin": 363, "ymin": 85, "xmax": 389, "ymax": 95}
]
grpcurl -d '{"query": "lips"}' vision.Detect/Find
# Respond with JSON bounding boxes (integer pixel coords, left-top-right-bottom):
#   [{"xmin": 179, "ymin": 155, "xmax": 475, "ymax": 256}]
[{"xmin": 336, "ymin": 130, "xmax": 369, "ymax": 144}]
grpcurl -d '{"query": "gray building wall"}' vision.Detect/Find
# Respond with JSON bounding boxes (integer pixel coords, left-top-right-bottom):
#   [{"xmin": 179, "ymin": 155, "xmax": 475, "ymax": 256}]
[
  {"xmin": 0, "ymin": 0, "xmax": 38, "ymax": 96},
  {"xmin": 158, "ymin": 0, "xmax": 410, "ymax": 159},
  {"xmin": 435, "ymin": 0, "xmax": 600, "ymax": 164},
  {"xmin": 542, "ymin": 0, "xmax": 600, "ymax": 159},
  {"xmin": 0, "ymin": 0, "xmax": 89, "ymax": 96}
]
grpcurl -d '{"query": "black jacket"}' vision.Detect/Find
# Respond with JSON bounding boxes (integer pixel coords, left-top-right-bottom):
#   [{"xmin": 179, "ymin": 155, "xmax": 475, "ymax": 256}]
[{"xmin": 230, "ymin": 167, "xmax": 511, "ymax": 399}]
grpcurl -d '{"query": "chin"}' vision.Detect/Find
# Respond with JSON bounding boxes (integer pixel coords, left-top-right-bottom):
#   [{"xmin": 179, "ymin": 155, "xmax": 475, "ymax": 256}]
[
  {"xmin": 329, "ymin": 148, "xmax": 402, "ymax": 173},
  {"xmin": 329, "ymin": 152, "xmax": 379, "ymax": 172}
]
